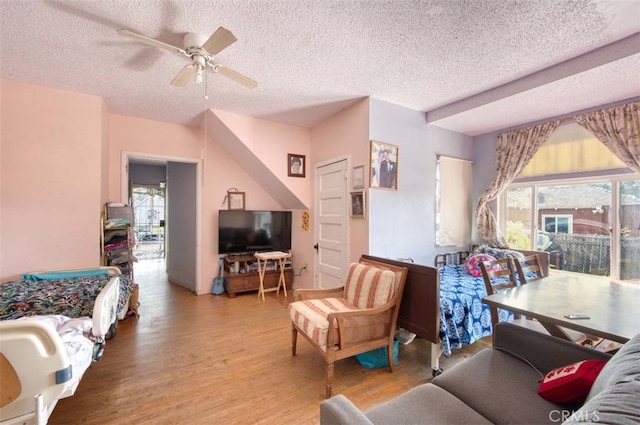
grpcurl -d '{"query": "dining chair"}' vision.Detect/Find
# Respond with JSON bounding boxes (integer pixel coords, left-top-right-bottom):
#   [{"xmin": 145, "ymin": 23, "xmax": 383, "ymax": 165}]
[
  {"xmin": 288, "ymin": 257, "xmax": 408, "ymax": 398},
  {"xmin": 480, "ymin": 258, "xmax": 588, "ymax": 345},
  {"xmin": 514, "ymin": 254, "xmax": 545, "ymax": 284}
]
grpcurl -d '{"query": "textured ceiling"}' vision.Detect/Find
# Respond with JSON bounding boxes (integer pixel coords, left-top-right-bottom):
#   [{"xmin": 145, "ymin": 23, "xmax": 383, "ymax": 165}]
[{"xmin": 1, "ymin": 0, "xmax": 639, "ymax": 135}]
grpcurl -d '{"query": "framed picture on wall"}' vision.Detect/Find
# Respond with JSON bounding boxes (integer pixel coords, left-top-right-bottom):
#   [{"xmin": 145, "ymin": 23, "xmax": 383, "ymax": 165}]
[
  {"xmin": 288, "ymin": 154, "xmax": 306, "ymax": 177},
  {"xmin": 352, "ymin": 165, "xmax": 365, "ymax": 189},
  {"xmin": 370, "ymin": 140, "xmax": 398, "ymax": 190},
  {"xmin": 350, "ymin": 191, "xmax": 365, "ymax": 218},
  {"xmin": 228, "ymin": 192, "xmax": 245, "ymax": 210}
]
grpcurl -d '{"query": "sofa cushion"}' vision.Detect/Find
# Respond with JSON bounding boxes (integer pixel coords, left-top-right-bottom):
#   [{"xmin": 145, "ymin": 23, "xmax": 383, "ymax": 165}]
[
  {"xmin": 433, "ymin": 348, "xmax": 562, "ymax": 424},
  {"xmin": 288, "ymin": 298, "xmax": 386, "ymax": 351},
  {"xmin": 365, "ymin": 383, "xmax": 492, "ymax": 425},
  {"xmin": 587, "ymin": 332, "xmax": 640, "ymax": 400},
  {"xmin": 538, "ymin": 359, "xmax": 607, "ymax": 404},
  {"xmin": 344, "ymin": 263, "xmax": 396, "ymax": 309},
  {"xmin": 564, "ymin": 379, "xmax": 640, "ymax": 424}
]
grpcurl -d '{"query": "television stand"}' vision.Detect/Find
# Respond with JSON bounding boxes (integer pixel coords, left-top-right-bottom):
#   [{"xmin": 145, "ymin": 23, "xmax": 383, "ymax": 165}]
[{"xmin": 223, "ymin": 254, "xmax": 292, "ymax": 298}]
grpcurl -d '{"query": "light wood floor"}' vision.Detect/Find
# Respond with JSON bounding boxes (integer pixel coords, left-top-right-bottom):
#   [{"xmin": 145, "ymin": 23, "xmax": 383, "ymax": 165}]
[{"xmin": 49, "ymin": 259, "xmax": 489, "ymax": 425}]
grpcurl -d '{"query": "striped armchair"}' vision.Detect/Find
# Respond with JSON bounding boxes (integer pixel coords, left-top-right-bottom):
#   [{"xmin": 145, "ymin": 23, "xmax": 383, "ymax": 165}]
[{"xmin": 288, "ymin": 257, "xmax": 408, "ymax": 398}]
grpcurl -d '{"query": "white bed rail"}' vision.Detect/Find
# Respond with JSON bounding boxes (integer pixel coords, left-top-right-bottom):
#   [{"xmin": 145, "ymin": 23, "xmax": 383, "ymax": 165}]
[{"xmin": 0, "ymin": 321, "xmax": 70, "ymax": 424}]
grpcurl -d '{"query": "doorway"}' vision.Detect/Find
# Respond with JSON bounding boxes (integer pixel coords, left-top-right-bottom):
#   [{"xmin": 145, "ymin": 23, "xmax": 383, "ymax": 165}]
[
  {"xmin": 122, "ymin": 152, "xmax": 201, "ymax": 293},
  {"xmin": 131, "ymin": 183, "xmax": 165, "ymax": 260}
]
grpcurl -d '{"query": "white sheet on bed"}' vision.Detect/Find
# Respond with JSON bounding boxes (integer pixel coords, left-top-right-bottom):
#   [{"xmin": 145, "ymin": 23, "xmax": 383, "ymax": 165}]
[{"xmin": 17, "ymin": 315, "xmax": 94, "ymax": 397}]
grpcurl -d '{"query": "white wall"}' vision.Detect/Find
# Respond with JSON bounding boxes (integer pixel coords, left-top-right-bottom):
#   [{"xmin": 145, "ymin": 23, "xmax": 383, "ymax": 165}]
[
  {"xmin": 369, "ymin": 98, "xmax": 473, "ymax": 265},
  {"xmin": 471, "ymin": 132, "xmax": 498, "ymax": 244}
]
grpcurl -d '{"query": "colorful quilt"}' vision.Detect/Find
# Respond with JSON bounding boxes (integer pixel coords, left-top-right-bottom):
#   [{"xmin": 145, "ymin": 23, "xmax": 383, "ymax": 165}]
[
  {"xmin": 0, "ymin": 275, "xmax": 137, "ymax": 321},
  {"xmin": 439, "ymin": 264, "xmax": 514, "ymax": 357}
]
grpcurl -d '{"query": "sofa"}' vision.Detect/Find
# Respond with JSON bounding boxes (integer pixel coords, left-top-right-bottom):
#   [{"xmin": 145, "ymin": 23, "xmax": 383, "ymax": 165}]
[{"xmin": 320, "ymin": 322, "xmax": 640, "ymax": 424}]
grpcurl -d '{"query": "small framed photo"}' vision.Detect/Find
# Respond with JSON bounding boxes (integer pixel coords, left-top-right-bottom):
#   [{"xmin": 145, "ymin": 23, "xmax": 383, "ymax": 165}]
[
  {"xmin": 288, "ymin": 154, "xmax": 306, "ymax": 178},
  {"xmin": 228, "ymin": 192, "xmax": 245, "ymax": 210},
  {"xmin": 352, "ymin": 165, "xmax": 365, "ymax": 189},
  {"xmin": 370, "ymin": 140, "xmax": 398, "ymax": 190},
  {"xmin": 350, "ymin": 191, "xmax": 365, "ymax": 218}
]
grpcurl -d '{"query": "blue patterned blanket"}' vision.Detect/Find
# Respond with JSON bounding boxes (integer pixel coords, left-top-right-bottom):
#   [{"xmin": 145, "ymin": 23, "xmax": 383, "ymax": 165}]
[{"xmin": 439, "ymin": 264, "xmax": 513, "ymax": 356}]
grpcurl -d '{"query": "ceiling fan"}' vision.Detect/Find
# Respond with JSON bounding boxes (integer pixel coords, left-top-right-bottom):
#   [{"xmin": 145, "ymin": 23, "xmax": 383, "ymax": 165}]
[{"xmin": 117, "ymin": 27, "xmax": 257, "ymax": 89}]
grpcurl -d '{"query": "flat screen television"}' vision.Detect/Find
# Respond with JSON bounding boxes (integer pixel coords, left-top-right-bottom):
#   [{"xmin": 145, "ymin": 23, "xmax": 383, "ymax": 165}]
[{"xmin": 218, "ymin": 210, "xmax": 292, "ymax": 255}]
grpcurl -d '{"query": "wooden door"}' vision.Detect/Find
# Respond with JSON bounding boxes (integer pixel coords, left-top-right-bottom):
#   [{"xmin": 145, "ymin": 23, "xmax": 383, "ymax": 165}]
[{"xmin": 314, "ymin": 159, "xmax": 349, "ymax": 288}]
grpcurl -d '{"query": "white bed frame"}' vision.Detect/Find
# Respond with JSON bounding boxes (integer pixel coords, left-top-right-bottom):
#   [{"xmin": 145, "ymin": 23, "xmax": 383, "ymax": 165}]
[
  {"xmin": 0, "ymin": 266, "xmax": 122, "ymax": 424},
  {"xmin": 22, "ymin": 266, "xmax": 122, "ymax": 338},
  {"xmin": 0, "ymin": 320, "xmax": 71, "ymax": 424}
]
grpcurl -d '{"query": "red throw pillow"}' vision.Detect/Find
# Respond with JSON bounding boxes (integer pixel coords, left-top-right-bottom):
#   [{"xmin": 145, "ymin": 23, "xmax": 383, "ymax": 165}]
[{"xmin": 538, "ymin": 359, "xmax": 607, "ymax": 404}]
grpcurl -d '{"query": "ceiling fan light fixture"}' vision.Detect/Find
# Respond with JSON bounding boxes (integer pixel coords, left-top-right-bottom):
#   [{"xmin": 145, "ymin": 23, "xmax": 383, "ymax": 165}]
[
  {"xmin": 194, "ymin": 55, "xmax": 206, "ymax": 84},
  {"xmin": 117, "ymin": 27, "xmax": 257, "ymax": 90}
]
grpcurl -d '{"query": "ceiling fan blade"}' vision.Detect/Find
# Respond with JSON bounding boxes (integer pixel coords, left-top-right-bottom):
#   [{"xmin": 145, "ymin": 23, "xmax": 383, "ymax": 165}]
[
  {"xmin": 210, "ymin": 64, "xmax": 258, "ymax": 89},
  {"xmin": 117, "ymin": 29, "xmax": 186, "ymax": 55},
  {"xmin": 201, "ymin": 27, "xmax": 237, "ymax": 55},
  {"xmin": 171, "ymin": 64, "xmax": 197, "ymax": 86}
]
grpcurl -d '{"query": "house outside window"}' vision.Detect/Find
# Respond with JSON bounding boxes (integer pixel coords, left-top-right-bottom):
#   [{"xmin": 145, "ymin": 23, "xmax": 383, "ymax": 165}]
[
  {"xmin": 542, "ymin": 215, "xmax": 572, "ymax": 234},
  {"xmin": 500, "ymin": 123, "xmax": 640, "ymax": 282}
]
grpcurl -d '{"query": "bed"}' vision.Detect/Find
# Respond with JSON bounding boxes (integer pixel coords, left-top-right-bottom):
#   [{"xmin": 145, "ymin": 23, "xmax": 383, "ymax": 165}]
[
  {"xmin": 0, "ymin": 266, "xmax": 139, "ymax": 338},
  {"xmin": 362, "ymin": 248, "xmax": 549, "ymax": 376},
  {"xmin": 0, "ymin": 267, "xmax": 137, "ymax": 424}
]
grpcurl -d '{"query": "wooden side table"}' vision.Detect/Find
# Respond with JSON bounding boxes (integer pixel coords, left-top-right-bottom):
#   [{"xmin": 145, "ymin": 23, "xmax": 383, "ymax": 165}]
[{"xmin": 254, "ymin": 251, "xmax": 292, "ymax": 301}]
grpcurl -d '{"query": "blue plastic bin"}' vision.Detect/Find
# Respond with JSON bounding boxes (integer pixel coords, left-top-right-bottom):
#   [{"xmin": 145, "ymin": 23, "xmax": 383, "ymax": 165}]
[{"xmin": 355, "ymin": 338, "xmax": 399, "ymax": 369}]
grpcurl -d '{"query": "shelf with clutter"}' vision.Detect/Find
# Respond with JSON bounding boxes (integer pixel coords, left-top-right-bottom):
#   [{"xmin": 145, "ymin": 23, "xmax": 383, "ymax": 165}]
[{"xmin": 222, "ymin": 254, "xmax": 292, "ymax": 297}]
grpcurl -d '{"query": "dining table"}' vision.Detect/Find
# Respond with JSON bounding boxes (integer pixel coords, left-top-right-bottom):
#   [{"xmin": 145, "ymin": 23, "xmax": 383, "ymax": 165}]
[{"xmin": 483, "ymin": 271, "xmax": 640, "ymax": 344}]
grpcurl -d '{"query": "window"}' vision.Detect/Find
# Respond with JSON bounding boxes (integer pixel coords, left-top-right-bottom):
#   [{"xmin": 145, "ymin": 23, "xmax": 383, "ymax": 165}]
[
  {"xmin": 501, "ymin": 124, "xmax": 639, "ymax": 281},
  {"xmin": 436, "ymin": 155, "xmax": 472, "ymax": 246},
  {"xmin": 519, "ymin": 124, "xmax": 626, "ymax": 177},
  {"xmin": 542, "ymin": 215, "xmax": 572, "ymax": 234}
]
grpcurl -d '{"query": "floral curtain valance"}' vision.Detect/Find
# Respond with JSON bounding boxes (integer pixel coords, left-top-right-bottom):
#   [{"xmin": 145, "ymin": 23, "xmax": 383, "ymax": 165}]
[{"xmin": 476, "ymin": 100, "xmax": 640, "ymax": 247}]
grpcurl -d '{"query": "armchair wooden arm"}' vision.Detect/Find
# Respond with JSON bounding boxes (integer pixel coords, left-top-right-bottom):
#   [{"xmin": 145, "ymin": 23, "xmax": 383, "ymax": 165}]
[{"xmin": 293, "ymin": 286, "xmax": 345, "ymax": 301}]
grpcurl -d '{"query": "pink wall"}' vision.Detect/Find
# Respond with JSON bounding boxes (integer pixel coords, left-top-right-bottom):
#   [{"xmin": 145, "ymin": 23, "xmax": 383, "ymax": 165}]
[
  {"xmin": 208, "ymin": 109, "xmax": 315, "ymax": 289},
  {"xmin": 107, "ymin": 114, "xmax": 203, "ymax": 200},
  {"xmin": 0, "ymin": 79, "xmax": 338, "ymax": 292},
  {"xmin": 109, "ymin": 110, "xmax": 318, "ymax": 293},
  {"xmin": 1, "ymin": 79, "xmax": 105, "ymax": 280},
  {"xmin": 311, "ymin": 98, "xmax": 370, "ymax": 264},
  {"xmin": 109, "ymin": 113, "xmax": 298, "ymax": 293},
  {"xmin": 213, "ymin": 109, "xmax": 312, "ymax": 207},
  {"xmin": 100, "ymin": 100, "xmax": 110, "ymax": 206}
]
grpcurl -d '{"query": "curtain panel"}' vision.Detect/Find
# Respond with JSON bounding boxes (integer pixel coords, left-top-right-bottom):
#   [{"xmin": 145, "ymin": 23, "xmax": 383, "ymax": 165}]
[
  {"xmin": 476, "ymin": 100, "xmax": 639, "ymax": 248},
  {"xmin": 575, "ymin": 101, "xmax": 640, "ymax": 173},
  {"xmin": 476, "ymin": 122, "xmax": 559, "ymax": 247}
]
